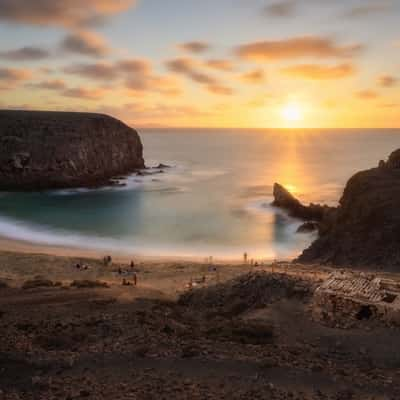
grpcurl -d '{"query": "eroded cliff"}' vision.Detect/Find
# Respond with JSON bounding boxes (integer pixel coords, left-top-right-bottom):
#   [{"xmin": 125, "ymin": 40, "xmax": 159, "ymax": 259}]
[{"xmin": 0, "ymin": 110, "xmax": 145, "ymax": 190}]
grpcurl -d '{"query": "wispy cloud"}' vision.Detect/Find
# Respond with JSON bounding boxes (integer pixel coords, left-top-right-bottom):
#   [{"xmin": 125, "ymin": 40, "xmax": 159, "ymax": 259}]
[
  {"xmin": 205, "ymin": 59, "xmax": 234, "ymax": 72},
  {"xmin": 240, "ymin": 69, "xmax": 265, "ymax": 83},
  {"xmin": 344, "ymin": 1, "xmax": 390, "ymax": 18},
  {"xmin": 60, "ymin": 31, "xmax": 110, "ymax": 57},
  {"xmin": 166, "ymin": 57, "xmax": 233, "ymax": 95},
  {"xmin": 264, "ymin": 0, "xmax": 297, "ymax": 17},
  {"xmin": 0, "ymin": 67, "xmax": 32, "ymax": 89},
  {"xmin": 0, "ymin": 0, "xmax": 137, "ymax": 27},
  {"xmin": 64, "ymin": 62, "xmax": 117, "ymax": 80},
  {"xmin": 281, "ymin": 63, "xmax": 355, "ymax": 80},
  {"xmin": 62, "ymin": 86, "xmax": 107, "ymax": 100},
  {"xmin": 356, "ymin": 89, "xmax": 379, "ymax": 99},
  {"xmin": 378, "ymin": 75, "xmax": 397, "ymax": 88},
  {"xmin": 0, "ymin": 46, "xmax": 50, "ymax": 61},
  {"xmin": 27, "ymin": 79, "xmax": 67, "ymax": 90},
  {"xmin": 235, "ymin": 36, "xmax": 363, "ymax": 61},
  {"xmin": 63, "ymin": 58, "xmax": 181, "ymax": 96},
  {"xmin": 177, "ymin": 41, "xmax": 210, "ymax": 54}
]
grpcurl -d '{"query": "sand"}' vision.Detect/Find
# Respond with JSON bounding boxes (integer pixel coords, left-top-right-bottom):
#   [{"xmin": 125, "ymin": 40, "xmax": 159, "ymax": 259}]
[{"xmin": 1, "ymin": 239, "xmax": 400, "ymax": 399}]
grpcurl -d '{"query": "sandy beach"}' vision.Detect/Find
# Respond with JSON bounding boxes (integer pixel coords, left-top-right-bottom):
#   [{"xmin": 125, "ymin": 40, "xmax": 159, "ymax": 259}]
[{"xmin": 0, "ymin": 239, "xmax": 399, "ymax": 399}]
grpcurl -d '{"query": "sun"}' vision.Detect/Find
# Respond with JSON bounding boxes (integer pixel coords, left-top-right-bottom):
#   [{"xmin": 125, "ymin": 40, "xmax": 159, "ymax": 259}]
[{"xmin": 281, "ymin": 103, "xmax": 303, "ymax": 123}]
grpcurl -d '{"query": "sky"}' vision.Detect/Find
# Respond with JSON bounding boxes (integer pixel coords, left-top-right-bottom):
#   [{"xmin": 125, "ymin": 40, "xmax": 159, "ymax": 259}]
[{"xmin": 0, "ymin": 0, "xmax": 399, "ymax": 128}]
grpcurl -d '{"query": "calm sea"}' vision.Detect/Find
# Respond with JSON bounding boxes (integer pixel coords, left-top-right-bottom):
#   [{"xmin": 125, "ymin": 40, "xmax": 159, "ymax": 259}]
[{"xmin": 0, "ymin": 128, "xmax": 398, "ymax": 260}]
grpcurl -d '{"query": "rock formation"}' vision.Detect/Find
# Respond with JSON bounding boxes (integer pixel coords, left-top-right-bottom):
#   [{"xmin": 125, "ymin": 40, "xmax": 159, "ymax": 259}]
[
  {"xmin": 294, "ymin": 149, "xmax": 400, "ymax": 269},
  {"xmin": 272, "ymin": 183, "xmax": 334, "ymax": 223},
  {"xmin": 0, "ymin": 110, "xmax": 145, "ymax": 190}
]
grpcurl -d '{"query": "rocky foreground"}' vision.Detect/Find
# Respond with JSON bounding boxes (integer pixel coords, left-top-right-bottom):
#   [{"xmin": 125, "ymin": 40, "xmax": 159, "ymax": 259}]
[
  {"xmin": 273, "ymin": 148, "xmax": 400, "ymax": 270},
  {"xmin": 0, "ymin": 111, "xmax": 144, "ymax": 190},
  {"xmin": 0, "ymin": 256, "xmax": 399, "ymax": 400}
]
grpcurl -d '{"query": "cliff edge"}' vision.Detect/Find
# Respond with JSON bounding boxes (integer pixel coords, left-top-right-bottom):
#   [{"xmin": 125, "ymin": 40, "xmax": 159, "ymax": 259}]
[
  {"xmin": 296, "ymin": 150, "xmax": 400, "ymax": 269},
  {"xmin": 273, "ymin": 149, "xmax": 400, "ymax": 269},
  {"xmin": 0, "ymin": 110, "xmax": 145, "ymax": 190}
]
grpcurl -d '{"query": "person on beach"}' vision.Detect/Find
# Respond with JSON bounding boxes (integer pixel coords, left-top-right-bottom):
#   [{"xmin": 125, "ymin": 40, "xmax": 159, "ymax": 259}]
[
  {"xmin": 103, "ymin": 255, "xmax": 112, "ymax": 267},
  {"xmin": 243, "ymin": 252, "xmax": 248, "ymax": 264},
  {"xmin": 130, "ymin": 261, "xmax": 135, "ymax": 270},
  {"xmin": 133, "ymin": 272, "xmax": 137, "ymax": 286}
]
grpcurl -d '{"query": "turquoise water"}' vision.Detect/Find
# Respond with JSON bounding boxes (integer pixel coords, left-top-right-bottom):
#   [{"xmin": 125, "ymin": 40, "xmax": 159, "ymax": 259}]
[{"xmin": 0, "ymin": 129, "xmax": 399, "ymax": 259}]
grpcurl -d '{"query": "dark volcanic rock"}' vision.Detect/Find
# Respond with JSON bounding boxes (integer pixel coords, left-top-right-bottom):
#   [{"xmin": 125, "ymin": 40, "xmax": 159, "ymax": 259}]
[
  {"xmin": 0, "ymin": 110, "xmax": 144, "ymax": 190},
  {"xmin": 272, "ymin": 183, "xmax": 334, "ymax": 222},
  {"xmin": 297, "ymin": 148, "xmax": 400, "ymax": 269},
  {"xmin": 296, "ymin": 221, "xmax": 319, "ymax": 233}
]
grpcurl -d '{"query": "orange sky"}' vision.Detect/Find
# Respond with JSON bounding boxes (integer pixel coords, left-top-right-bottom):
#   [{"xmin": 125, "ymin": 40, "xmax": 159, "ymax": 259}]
[{"xmin": 0, "ymin": 0, "xmax": 399, "ymax": 128}]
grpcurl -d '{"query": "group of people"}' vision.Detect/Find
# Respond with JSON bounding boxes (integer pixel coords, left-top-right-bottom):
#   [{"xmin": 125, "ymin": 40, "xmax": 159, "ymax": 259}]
[
  {"xmin": 243, "ymin": 252, "xmax": 259, "ymax": 267},
  {"xmin": 118, "ymin": 260, "xmax": 138, "ymax": 287},
  {"xmin": 75, "ymin": 262, "xmax": 90, "ymax": 271}
]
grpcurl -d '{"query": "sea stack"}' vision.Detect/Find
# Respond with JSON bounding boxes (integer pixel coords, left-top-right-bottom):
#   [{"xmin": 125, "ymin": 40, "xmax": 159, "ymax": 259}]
[{"xmin": 0, "ymin": 110, "xmax": 145, "ymax": 190}]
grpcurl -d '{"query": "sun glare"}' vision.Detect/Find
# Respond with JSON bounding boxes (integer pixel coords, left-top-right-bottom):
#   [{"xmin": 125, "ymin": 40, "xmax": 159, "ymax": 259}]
[{"xmin": 281, "ymin": 103, "xmax": 303, "ymax": 123}]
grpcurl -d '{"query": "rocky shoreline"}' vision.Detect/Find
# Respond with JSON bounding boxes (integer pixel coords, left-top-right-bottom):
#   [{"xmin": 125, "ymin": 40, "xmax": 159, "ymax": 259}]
[
  {"xmin": 272, "ymin": 148, "xmax": 400, "ymax": 270},
  {"xmin": 0, "ymin": 111, "xmax": 145, "ymax": 190}
]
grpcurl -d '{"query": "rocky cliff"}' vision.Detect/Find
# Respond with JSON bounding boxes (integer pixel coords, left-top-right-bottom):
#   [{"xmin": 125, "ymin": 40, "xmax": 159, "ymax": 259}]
[
  {"xmin": 0, "ymin": 110, "xmax": 145, "ymax": 190},
  {"xmin": 272, "ymin": 183, "xmax": 334, "ymax": 222},
  {"xmin": 293, "ymin": 149, "xmax": 400, "ymax": 269}
]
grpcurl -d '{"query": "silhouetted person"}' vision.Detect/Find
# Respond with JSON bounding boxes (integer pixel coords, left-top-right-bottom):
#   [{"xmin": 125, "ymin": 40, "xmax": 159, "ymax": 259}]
[
  {"xmin": 243, "ymin": 252, "xmax": 248, "ymax": 264},
  {"xmin": 133, "ymin": 272, "xmax": 137, "ymax": 286}
]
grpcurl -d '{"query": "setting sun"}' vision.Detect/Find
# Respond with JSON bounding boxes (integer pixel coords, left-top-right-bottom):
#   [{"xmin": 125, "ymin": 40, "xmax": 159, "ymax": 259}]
[{"xmin": 281, "ymin": 103, "xmax": 303, "ymax": 123}]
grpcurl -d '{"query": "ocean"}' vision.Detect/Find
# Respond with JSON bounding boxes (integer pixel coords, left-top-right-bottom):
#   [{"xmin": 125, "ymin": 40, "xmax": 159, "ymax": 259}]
[{"xmin": 0, "ymin": 128, "xmax": 398, "ymax": 260}]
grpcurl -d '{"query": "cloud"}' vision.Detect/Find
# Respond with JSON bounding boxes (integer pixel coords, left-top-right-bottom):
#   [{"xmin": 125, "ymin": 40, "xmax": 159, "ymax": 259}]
[
  {"xmin": 207, "ymin": 84, "xmax": 233, "ymax": 95},
  {"xmin": 378, "ymin": 75, "xmax": 397, "ymax": 88},
  {"xmin": 344, "ymin": 2, "xmax": 390, "ymax": 18},
  {"xmin": 205, "ymin": 59, "xmax": 234, "ymax": 72},
  {"xmin": 264, "ymin": 0, "xmax": 297, "ymax": 17},
  {"xmin": 356, "ymin": 90, "xmax": 379, "ymax": 99},
  {"xmin": 0, "ymin": 0, "xmax": 137, "ymax": 27},
  {"xmin": 281, "ymin": 63, "xmax": 355, "ymax": 80},
  {"xmin": 0, "ymin": 67, "xmax": 32, "ymax": 89},
  {"xmin": 117, "ymin": 59, "xmax": 151, "ymax": 75},
  {"xmin": 28, "ymin": 79, "xmax": 67, "ymax": 90},
  {"xmin": 240, "ymin": 69, "xmax": 265, "ymax": 83},
  {"xmin": 235, "ymin": 36, "xmax": 363, "ymax": 61},
  {"xmin": 60, "ymin": 31, "xmax": 110, "ymax": 57},
  {"xmin": 62, "ymin": 87, "xmax": 106, "ymax": 100},
  {"xmin": 64, "ymin": 59, "xmax": 153, "ymax": 81},
  {"xmin": 125, "ymin": 74, "xmax": 181, "ymax": 96},
  {"xmin": 166, "ymin": 57, "xmax": 233, "ymax": 95},
  {"xmin": 0, "ymin": 46, "xmax": 50, "ymax": 61},
  {"xmin": 64, "ymin": 62, "xmax": 117, "ymax": 80},
  {"xmin": 178, "ymin": 41, "xmax": 210, "ymax": 54},
  {"xmin": 166, "ymin": 58, "xmax": 214, "ymax": 84},
  {"xmin": 63, "ymin": 58, "xmax": 181, "ymax": 96}
]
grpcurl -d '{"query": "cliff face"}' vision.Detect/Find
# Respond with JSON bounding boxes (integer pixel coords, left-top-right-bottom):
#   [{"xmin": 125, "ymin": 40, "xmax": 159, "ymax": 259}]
[
  {"xmin": 272, "ymin": 183, "xmax": 334, "ymax": 222},
  {"xmin": 0, "ymin": 110, "xmax": 145, "ymax": 190},
  {"xmin": 296, "ymin": 149, "xmax": 400, "ymax": 269}
]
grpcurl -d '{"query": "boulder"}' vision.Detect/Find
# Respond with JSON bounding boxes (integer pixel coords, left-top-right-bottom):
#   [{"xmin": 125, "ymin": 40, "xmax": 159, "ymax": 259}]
[
  {"xmin": 0, "ymin": 110, "xmax": 145, "ymax": 190},
  {"xmin": 297, "ymin": 148, "xmax": 400, "ymax": 269},
  {"xmin": 22, "ymin": 278, "xmax": 54, "ymax": 290},
  {"xmin": 70, "ymin": 280, "xmax": 109, "ymax": 288}
]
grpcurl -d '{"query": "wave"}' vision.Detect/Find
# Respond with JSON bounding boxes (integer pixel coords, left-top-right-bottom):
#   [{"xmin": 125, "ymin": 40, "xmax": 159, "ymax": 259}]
[{"xmin": 0, "ymin": 215, "xmax": 135, "ymax": 255}]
